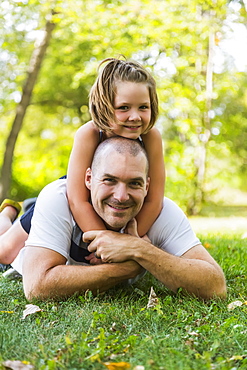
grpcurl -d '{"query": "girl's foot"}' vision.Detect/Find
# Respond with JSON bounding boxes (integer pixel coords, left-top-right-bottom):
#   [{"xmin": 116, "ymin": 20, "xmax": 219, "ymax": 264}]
[{"xmin": 0, "ymin": 199, "xmax": 22, "ymax": 222}]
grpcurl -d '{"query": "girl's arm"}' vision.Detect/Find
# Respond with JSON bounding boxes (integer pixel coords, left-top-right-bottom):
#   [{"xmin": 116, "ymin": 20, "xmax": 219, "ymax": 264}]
[
  {"xmin": 67, "ymin": 122, "xmax": 106, "ymax": 232},
  {"xmin": 136, "ymin": 127, "xmax": 166, "ymax": 237}
]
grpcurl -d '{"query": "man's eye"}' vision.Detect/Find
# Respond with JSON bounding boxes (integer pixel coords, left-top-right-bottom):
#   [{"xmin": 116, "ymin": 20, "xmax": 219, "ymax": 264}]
[
  {"xmin": 130, "ymin": 182, "xmax": 142, "ymax": 187},
  {"xmin": 103, "ymin": 178, "xmax": 115, "ymax": 184}
]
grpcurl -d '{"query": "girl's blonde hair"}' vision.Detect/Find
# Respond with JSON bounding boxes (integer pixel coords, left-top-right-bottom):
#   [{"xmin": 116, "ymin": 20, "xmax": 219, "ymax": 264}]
[{"xmin": 89, "ymin": 57, "xmax": 159, "ymax": 134}]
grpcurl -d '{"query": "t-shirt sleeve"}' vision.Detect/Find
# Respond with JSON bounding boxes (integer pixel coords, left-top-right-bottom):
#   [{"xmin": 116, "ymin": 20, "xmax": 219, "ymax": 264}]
[
  {"xmin": 147, "ymin": 198, "xmax": 201, "ymax": 256},
  {"xmin": 24, "ymin": 179, "xmax": 73, "ymax": 260}
]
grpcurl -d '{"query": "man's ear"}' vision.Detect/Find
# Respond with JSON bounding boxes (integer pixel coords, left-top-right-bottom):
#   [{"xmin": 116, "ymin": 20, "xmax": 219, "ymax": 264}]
[
  {"xmin": 145, "ymin": 177, "xmax": 150, "ymax": 195},
  {"xmin": 85, "ymin": 168, "xmax": 92, "ymax": 190}
]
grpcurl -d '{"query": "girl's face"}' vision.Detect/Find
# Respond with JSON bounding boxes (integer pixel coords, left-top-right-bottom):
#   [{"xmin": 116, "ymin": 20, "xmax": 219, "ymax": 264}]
[{"xmin": 108, "ymin": 81, "xmax": 151, "ymax": 139}]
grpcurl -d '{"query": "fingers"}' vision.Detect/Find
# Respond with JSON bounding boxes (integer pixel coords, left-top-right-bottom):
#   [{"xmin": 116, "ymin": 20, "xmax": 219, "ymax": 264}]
[
  {"xmin": 124, "ymin": 218, "xmax": 139, "ymax": 237},
  {"xmin": 85, "ymin": 252, "xmax": 103, "ymax": 265},
  {"xmin": 94, "ymin": 251, "xmax": 101, "ymax": 259},
  {"xmin": 83, "ymin": 230, "xmax": 96, "ymax": 244}
]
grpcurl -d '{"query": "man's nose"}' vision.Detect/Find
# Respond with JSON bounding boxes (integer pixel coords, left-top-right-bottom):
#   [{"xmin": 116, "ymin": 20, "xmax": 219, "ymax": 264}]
[{"xmin": 113, "ymin": 183, "xmax": 129, "ymax": 202}]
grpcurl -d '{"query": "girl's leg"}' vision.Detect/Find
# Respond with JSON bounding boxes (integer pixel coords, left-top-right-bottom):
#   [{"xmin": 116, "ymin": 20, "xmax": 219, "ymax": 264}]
[
  {"xmin": 0, "ymin": 219, "xmax": 28, "ymax": 265},
  {"xmin": 0, "ymin": 206, "xmax": 19, "ymax": 235}
]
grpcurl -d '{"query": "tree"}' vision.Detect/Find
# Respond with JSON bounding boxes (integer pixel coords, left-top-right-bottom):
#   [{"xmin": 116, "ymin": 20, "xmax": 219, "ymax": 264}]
[{"xmin": 0, "ymin": 11, "xmax": 56, "ymax": 202}]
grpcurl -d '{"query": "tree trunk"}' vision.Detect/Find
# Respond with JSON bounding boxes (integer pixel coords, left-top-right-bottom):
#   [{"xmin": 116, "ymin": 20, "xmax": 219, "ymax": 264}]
[
  {"xmin": 0, "ymin": 16, "xmax": 56, "ymax": 202},
  {"xmin": 187, "ymin": 29, "xmax": 215, "ymax": 215}
]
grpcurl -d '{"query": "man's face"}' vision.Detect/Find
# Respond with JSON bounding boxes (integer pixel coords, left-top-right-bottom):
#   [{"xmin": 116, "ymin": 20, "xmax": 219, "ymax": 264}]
[{"xmin": 86, "ymin": 147, "xmax": 149, "ymax": 231}]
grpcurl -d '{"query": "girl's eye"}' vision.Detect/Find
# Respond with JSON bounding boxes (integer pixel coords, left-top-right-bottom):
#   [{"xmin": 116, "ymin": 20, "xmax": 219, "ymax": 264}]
[
  {"xmin": 140, "ymin": 105, "xmax": 149, "ymax": 110},
  {"xmin": 116, "ymin": 106, "xmax": 129, "ymax": 111}
]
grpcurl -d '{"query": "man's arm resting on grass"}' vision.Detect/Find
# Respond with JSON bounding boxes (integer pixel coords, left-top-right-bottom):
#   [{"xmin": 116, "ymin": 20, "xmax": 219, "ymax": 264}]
[
  {"xmin": 85, "ymin": 230, "xmax": 227, "ymax": 300},
  {"xmin": 22, "ymin": 246, "xmax": 143, "ymax": 301},
  {"xmin": 135, "ymin": 242, "xmax": 227, "ymax": 300}
]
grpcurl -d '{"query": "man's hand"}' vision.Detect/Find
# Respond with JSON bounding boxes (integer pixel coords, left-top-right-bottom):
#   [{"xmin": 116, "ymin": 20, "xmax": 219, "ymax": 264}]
[
  {"xmin": 125, "ymin": 218, "xmax": 151, "ymax": 243},
  {"xmin": 83, "ymin": 219, "xmax": 143, "ymax": 264},
  {"xmin": 84, "ymin": 219, "xmax": 150, "ymax": 265}
]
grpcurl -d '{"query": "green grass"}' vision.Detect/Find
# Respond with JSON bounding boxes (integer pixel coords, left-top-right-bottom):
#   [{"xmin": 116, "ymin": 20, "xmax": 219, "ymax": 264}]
[{"xmin": 0, "ymin": 234, "xmax": 246, "ymax": 370}]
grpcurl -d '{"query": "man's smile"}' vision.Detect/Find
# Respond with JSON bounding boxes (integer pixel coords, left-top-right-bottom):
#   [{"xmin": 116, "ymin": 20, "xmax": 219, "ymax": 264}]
[{"xmin": 106, "ymin": 201, "xmax": 133, "ymax": 211}]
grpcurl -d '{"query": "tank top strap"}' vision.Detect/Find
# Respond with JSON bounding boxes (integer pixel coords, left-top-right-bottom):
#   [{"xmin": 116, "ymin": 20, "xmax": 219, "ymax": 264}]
[
  {"xmin": 138, "ymin": 136, "xmax": 145, "ymax": 148},
  {"xmin": 99, "ymin": 130, "xmax": 104, "ymax": 143}
]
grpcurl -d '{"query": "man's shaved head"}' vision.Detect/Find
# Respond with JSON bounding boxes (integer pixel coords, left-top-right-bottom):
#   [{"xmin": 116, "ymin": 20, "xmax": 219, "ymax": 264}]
[{"xmin": 91, "ymin": 137, "xmax": 149, "ymax": 177}]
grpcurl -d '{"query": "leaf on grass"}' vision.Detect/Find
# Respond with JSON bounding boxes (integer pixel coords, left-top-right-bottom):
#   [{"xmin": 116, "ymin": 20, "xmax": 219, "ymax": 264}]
[
  {"xmin": 227, "ymin": 300, "xmax": 243, "ymax": 311},
  {"xmin": 188, "ymin": 331, "xmax": 199, "ymax": 337},
  {"xmin": 147, "ymin": 286, "xmax": 159, "ymax": 309},
  {"xmin": 103, "ymin": 362, "xmax": 131, "ymax": 370},
  {"xmin": 3, "ymin": 360, "xmax": 34, "ymax": 369},
  {"xmin": 204, "ymin": 242, "xmax": 212, "ymax": 249},
  {"xmin": 22, "ymin": 304, "xmax": 42, "ymax": 319},
  {"xmin": 228, "ymin": 355, "xmax": 247, "ymax": 362},
  {"xmin": 0, "ymin": 311, "xmax": 14, "ymax": 314}
]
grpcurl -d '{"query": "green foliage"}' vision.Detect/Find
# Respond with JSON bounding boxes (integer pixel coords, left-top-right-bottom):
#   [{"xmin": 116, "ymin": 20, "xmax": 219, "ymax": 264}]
[
  {"xmin": 0, "ymin": 234, "xmax": 246, "ymax": 369},
  {"xmin": 1, "ymin": 0, "xmax": 247, "ymax": 209}
]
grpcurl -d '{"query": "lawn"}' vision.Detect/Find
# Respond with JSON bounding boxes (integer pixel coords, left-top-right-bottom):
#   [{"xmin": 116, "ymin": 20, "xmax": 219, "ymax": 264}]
[{"xmin": 0, "ymin": 231, "xmax": 246, "ymax": 369}]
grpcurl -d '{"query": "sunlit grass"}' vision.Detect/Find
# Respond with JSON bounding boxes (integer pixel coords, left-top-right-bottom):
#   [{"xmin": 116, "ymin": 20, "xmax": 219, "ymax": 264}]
[{"xmin": 0, "ymin": 229, "xmax": 246, "ymax": 369}]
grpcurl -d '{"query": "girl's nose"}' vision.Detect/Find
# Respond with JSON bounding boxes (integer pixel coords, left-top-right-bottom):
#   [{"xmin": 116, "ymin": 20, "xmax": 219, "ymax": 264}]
[{"xmin": 128, "ymin": 109, "xmax": 141, "ymax": 121}]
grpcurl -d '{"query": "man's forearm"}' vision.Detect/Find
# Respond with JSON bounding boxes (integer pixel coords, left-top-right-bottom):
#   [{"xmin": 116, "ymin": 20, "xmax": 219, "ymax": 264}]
[
  {"xmin": 84, "ymin": 229, "xmax": 226, "ymax": 300},
  {"xmin": 24, "ymin": 259, "xmax": 142, "ymax": 301},
  {"xmin": 133, "ymin": 240, "xmax": 226, "ymax": 299}
]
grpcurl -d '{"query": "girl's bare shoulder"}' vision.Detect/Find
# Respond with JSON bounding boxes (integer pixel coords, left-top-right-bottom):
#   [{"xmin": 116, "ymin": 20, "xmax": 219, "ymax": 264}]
[
  {"xmin": 142, "ymin": 127, "xmax": 162, "ymax": 145},
  {"xmin": 74, "ymin": 121, "xmax": 99, "ymax": 141}
]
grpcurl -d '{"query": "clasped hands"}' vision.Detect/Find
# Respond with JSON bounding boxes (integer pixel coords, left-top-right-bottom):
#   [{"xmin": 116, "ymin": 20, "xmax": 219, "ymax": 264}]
[{"xmin": 84, "ymin": 218, "xmax": 150, "ymax": 265}]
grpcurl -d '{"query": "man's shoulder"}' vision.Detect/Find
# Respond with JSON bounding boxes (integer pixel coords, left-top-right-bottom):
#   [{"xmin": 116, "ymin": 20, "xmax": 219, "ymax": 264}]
[{"xmin": 40, "ymin": 178, "xmax": 67, "ymax": 197}]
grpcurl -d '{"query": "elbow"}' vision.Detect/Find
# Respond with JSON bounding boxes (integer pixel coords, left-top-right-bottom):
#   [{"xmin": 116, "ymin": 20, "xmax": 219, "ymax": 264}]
[
  {"xmin": 199, "ymin": 272, "xmax": 227, "ymax": 300},
  {"xmin": 23, "ymin": 277, "xmax": 51, "ymax": 301},
  {"xmin": 210, "ymin": 276, "xmax": 227, "ymax": 300},
  {"xmin": 24, "ymin": 282, "xmax": 44, "ymax": 301}
]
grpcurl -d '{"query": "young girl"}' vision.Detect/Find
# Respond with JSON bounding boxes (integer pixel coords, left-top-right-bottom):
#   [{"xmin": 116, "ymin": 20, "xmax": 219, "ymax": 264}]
[{"xmin": 67, "ymin": 57, "xmax": 165, "ymax": 237}]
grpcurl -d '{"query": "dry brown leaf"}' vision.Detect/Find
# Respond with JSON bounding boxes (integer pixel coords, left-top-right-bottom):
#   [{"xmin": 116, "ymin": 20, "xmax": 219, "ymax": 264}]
[
  {"xmin": 227, "ymin": 300, "xmax": 243, "ymax": 311},
  {"xmin": 103, "ymin": 362, "xmax": 131, "ymax": 370},
  {"xmin": 147, "ymin": 286, "xmax": 159, "ymax": 309},
  {"xmin": 3, "ymin": 360, "xmax": 34, "ymax": 370},
  {"xmin": 22, "ymin": 304, "xmax": 42, "ymax": 319}
]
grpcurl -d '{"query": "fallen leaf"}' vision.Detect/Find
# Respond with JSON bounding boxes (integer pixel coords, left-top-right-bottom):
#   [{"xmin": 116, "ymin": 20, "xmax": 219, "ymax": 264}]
[
  {"xmin": 0, "ymin": 311, "xmax": 14, "ymax": 314},
  {"xmin": 227, "ymin": 300, "xmax": 243, "ymax": 311},
  {"xmin": 22, "ymin": 304, "xmax": 42, "ymax": 319},
  {"xmin": 147, "ymin": 286, "xmax": 159, "ymax": 309},
  {"xmin": 3, "ymin": 360, "xmax": 34, "ymax": 369},
  {"xmin": 228, "ymin": 355, "xmax": 247, "ymax": 362},
  {"xmin": 103, "ymin": 362, "xmax": 131, "ymax": 370},
  {"xmin": 110, "ymin": 322, "xmax": 117, "ymax": 331},
  {"xmin": 188, "ymin": 331, "xmax": 199, "ymax": 337}
]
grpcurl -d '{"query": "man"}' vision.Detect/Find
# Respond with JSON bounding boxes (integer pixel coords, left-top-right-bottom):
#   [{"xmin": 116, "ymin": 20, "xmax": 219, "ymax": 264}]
[{"xmin": 6, "ymin": 137, "xmax": 226, "ymax": 300}]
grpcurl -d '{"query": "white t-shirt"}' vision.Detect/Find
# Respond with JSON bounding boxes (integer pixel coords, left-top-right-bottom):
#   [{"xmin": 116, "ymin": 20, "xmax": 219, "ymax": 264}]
[{"xmin": 12, "ymin": 179, "xmax": 200, "ymax": 274}]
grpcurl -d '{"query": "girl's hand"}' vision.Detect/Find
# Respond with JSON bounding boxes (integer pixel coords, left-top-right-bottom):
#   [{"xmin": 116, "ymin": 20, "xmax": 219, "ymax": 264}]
[
  {"xmin": 85, "ymin": 252, "xmax": 103, "ymax": 265},
  {"xmin": 124, "ymin": 218, "xmax": 139, "ymax": 237}
]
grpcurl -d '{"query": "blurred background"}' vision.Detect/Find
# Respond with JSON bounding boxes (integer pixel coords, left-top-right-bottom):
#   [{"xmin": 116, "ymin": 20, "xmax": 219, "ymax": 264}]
[{"xmin": 0, "ymin": 0, "xmax": 246, "ymax": 233}]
